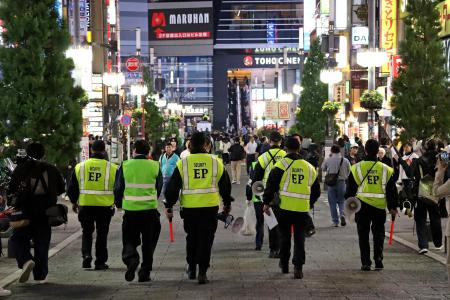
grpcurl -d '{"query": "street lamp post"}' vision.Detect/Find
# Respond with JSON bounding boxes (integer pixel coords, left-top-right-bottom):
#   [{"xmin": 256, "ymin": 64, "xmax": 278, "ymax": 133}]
[
  {"xmin": 356, "ymin": 48, "xmax": 388, "ymax": 138},
  {"xmin": 320, "ymin": 68, "xmax": 343, "ymax": 144}
]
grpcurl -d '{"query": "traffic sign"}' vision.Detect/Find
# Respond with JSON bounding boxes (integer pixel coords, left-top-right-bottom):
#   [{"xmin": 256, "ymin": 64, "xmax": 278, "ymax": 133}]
[
  {"xmin": 120, "ymin": 114, "xmax": 132, "ymax": 126},
  {"xmin": 125, "ymin": 57, "xmax": 140, "ymax": 72}
]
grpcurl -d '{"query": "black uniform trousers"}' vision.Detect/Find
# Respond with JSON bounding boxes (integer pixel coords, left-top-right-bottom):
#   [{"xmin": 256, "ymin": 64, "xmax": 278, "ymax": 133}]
[
  {"xmin": 355, "ymin": 201, "xmax": 386, "ymax": 266},
  {"xmin": 253, "ymin": 202, "xmax": 265, "ymax": 248},
  {"xmin": 414, "ymin": 199, "xmax": 442, "ymax": 249},
  {"xmin": 182, "ymin": 206, "xmax": 219, "ymax": 272},
  {"xmin": 269, "ymin": 206, "xmax": 281, "ymax": 252},
  {"xmin": 78, "ymin": 206, "xmax": 113, "ymax": 265},
  {"xmin": 122, "ymin": 209, "xmax": 161, "ymax": 272},
  {"xmin": 278, "ymin": 209, "xmax": 307, "ymax": 267}
]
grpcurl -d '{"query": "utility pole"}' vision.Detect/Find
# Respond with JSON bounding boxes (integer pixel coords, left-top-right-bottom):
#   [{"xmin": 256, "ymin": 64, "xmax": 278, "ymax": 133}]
[
  {"xmin": 136, "ymin": 27, "xmax": 145, "ymax": 140},
  {"xmin": 368, "ymin": 0, "xmax": 376, "ymax": 91}
]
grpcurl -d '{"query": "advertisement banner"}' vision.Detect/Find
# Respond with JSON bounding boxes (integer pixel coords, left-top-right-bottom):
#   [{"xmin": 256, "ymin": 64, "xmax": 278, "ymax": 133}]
[
  {"xmin": 380, "ymin": 0, "xmax": 397, "ymax": 73},
  {"xmin": 265, "ymin": 102, "xmax": 279, "ymax": 120},
  {"xmin": 278, "ymin": 102, "xmax": 290, "ymax": 120},
  {"xmin": 148, "ymin": 7, "xmax": 213, "ymax": 41},
  {"xmin": 438, "ymin": 0, "xmax": 450, "ymax": 38}
]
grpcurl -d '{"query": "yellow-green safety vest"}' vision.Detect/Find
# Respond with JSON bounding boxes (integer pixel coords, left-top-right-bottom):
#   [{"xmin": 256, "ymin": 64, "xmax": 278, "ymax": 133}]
[
  {"xmin": 275, "ymin": 158, "xmax": 317, "ymax": 212},
  {"xmin": 122, "ymin": 159, "xmax": 160, "ymax": 211},
  {"xmin": 350, "ymin": 161, "xmax": 393, "ymax": 210},
  {"xmin": 75, "ymin": 158, "xmax": 118, "ymax": 207},
  {"xmin": 177, "ymin": 153, "xmax": 224, "ymax": 208},
  {"xmin": 257, "ymin": 148, "xmax": 287, "ymax": 184}
]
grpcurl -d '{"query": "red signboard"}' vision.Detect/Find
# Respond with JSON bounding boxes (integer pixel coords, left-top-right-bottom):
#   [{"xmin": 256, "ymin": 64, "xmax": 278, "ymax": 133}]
[
  {"xmin": 391, "ymin": 55, "xmax": 402, "ymax": 79},
  {"xmin": 125, "ymin": 57, "xmax": 140, "ymax": 72}
]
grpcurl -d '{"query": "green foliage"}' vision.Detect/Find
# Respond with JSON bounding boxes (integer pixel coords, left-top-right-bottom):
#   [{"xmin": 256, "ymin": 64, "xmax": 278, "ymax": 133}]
[
  {"xmin": 321, "ymin": 101, "xmax": 341, "ymax": 114},
  {"xmin": 391, "ymin": 0, "xmax": 450, "ymax": 141},
  {"xmin": 292, "ymin": 39, "xmax": 328, "ymax": 143},
  {"xmin": 360, "ymin": 90, "xmax": 383, "ymax": 110},
  {"xmin": 0, "ymin": 0, "xmax": 85, "ymax": 166},
  {"xmin": 142, "ymin": 66, "xmax": 164, "ymax": 144}
]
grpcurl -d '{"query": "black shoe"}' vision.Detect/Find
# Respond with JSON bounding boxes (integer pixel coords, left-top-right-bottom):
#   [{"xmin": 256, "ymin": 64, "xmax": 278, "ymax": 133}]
[
  {"xmin": 361, "ymin": 265, "xmax": 371, "ymax": 271},
  {"xmin": 255, "ymin": 246, "xmax": 262, "ymax": 251},
  {"xmin": 138, "ymin": 269, "xmax": 151, "ymax": 282},
  {"xmin": 305, "ymin": 227, "xmax": 316, "ymax": 238},
  {"xmin": 198, "ymin": 272, "xmax": 209, "ymax": 284},
  {"xmin": 94, "ymin": 264, "xmax": 109, "ymax": 271},
  {"xmin": 294, "ymin": 266, "xmax": 303, "ymax": 279},
  {"xmin": 82, "ymin": 257, "xmax": 92, "ymax": 269},
  {"xmin": 374, "ymin": 260, "xmax": 384, "ymax": 270},
  {"xmin": 269, "ymin": 250, "xmax": 280, "ymax": 259},
  {"xmin": 279, "ymin": 261, "xmax": 289, "ymax": 274},
  {"xmin": 340, "ymin": 216, "xmax": 346, "ymax": 227},
  {"xmin": 125, "ymin": 260, "xmax": 139, "ymax": 282},
  {"xmin": 186, "ymin": 265, "xmax": 196, "ymax": 280}
]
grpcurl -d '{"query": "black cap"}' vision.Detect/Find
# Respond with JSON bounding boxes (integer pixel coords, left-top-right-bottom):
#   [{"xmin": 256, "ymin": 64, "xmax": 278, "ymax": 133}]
[
  {"xmin": 26, "ymin": 142, "xmax": 45, "ymax": 160},
  {"xmin": 269, "ymin": 131, "xmax": 282, "ymax": 143},
  {"xmin": 92, "ymin": 140, "xmax": 106, "ymax": 152}
]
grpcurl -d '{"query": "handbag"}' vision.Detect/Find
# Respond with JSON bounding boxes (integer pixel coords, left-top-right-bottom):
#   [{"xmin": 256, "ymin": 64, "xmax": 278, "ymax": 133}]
[
  {"xmin": 325, "ymin": 158, "xmax": 343, "ymax": 186},
  {"xmin": 418, "ymin": 166, "xmax": 440, "ymax": 205},
  {"xmin": 46, "ymin": 204, "xmax": 68, "ymax": 227}
]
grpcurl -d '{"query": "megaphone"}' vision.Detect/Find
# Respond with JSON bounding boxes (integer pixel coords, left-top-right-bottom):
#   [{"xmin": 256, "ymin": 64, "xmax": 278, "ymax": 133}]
[
  {"xmin": 401, "ymin": 200, "xmax": 413, "ymax": 218},
  {"xmin": 217, "ymin": 212, "xmax": 244, "ymax": 233},
  {"xmin": 252, "ymin": 181, "xmax": 265, "ymax": 196},
  {"xmin": 344, "ymin": 197, "xmax": 362, "ymax": 222}
]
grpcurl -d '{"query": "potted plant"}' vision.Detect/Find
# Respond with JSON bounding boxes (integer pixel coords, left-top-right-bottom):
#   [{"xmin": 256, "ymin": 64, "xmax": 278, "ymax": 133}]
[
  {"xmin": 321, "ymin": 101, "xmax": 341, "ymax": 115},
  {"xmin": 360, "ymin": 90, "xmax": 383, "ymax": 110}
]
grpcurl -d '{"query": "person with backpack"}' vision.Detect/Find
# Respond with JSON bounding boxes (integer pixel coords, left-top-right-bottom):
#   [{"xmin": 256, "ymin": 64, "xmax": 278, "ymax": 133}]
[
  {"xmin": 322, "ymin": 145, "xmax": 351, "ymax": 227},
  {"xmin": 67, "ymin": 140, "xmax": 118, "ymax": 270},
  {"xmin": 412, "ymin": 139, "xmax": 443, "ymax": 254},
  {"xmin": 346, "ymin": 139, "xmax": 398, "ymax": 271},
  {"xmin": 251, "ymin": 131, "xmax": 286, "ymax": 258},
  {"xmin": 8, "ymin": 142, "xmax": 65, "ymax": 283}
]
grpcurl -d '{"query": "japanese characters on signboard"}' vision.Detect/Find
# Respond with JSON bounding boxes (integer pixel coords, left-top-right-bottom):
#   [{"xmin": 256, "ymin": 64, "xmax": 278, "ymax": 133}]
[
  {"xmin": 265, "ymin": 102, "xmax": 279, "ymax": 120},
  {"xmin": 278, "ymin": 102, "xmax": 290, "ymax": 120},
  {"xmin": 380, "ymin": 0, "xmax": 397, "ymax": 73},
  {"xmin": 148, "ymin": 7, "xmax": 213, "ymax": 41},
  {"xmin": 438, "ymin": 0, "xmax": 450, "ymax": 38},
  {"xmin": 333, "ymin": 84, "xmax": 346, "ymax": 102}
]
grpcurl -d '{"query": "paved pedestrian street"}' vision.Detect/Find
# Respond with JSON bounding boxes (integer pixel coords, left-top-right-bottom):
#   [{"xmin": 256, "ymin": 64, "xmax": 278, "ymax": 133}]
[{"xmin": 2, "ymin": 178, "xmax": 450, "ymax": 299}]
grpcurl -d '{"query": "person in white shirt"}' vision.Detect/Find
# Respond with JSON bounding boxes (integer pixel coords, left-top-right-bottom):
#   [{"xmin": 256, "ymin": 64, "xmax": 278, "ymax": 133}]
[
  {"xmin": 180, "ymin": 140, "xmax": 191, "ymax": 159},
  {"xmin": 220, "ymin": 138, "xmax": 232, "ymax": 165},
  {"xmin": 245, "ymin": 135, "xmax": 258, "ymax": 175}
]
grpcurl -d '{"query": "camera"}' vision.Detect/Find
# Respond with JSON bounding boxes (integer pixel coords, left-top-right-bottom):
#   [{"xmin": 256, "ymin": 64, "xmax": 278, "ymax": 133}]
[{"xmin": 437, "ymin": 151, "xmax": 450, "ymax": 164}]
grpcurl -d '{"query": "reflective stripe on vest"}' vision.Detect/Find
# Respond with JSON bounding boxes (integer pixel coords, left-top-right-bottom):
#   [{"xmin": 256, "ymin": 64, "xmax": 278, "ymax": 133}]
[
  {"xmin": 351, "ymin": 161, "xmax": 392, "ymax": 210},
  {"xmin": 177, "ymin": 154, "xmax": 223, "ymax": 208},
  {"xmin": 276, "ymin": 158, "xmax": 316, "ymax": 212},
  {"xmin": 76, "ymin": 159, "xmax": 117, "ymax": 207},
  {"xmin": 123, "ymin": 159, "xmax": 159, "ymax": 211}
]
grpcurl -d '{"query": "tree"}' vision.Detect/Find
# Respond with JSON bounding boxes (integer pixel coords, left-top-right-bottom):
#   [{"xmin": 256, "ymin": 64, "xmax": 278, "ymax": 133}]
[
  {"xmin": 391, "ymin": 0, "xmax": 450, "ymax": 141},
  {"xmin": 0, "ymin": 0, "xmax": 85, "ymax": 166},
  {"xmin": 290, "ymin": 39, "xmax": 328, "ymax": 143},
  {"xmin": 142, "ymin": 66, "xmax": 164, "ymax": 145}
]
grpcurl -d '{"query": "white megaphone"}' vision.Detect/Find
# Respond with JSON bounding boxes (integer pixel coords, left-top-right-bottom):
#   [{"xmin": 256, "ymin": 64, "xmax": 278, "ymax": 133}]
[
  {"xmin": 344, "ymin": 197, "xmax": 362, "ymax": 222},
  {"xmin": 401, "ymin": 200, "xmax": 413, "ymax": 218},
  {"xmin": 251, "ymin": 181, "xmax": 265, "ymax": 196}
]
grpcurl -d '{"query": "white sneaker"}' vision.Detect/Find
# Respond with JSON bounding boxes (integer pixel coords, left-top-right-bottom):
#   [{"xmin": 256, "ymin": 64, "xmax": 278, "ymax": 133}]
[
  {"xmin": 19, "ymin": 260, "xmax": 35, "ymax": 283},
  {"xmin": 0, "ymin": 288, "xmax": 11, "ymax": 297},
  {"xmin": 35, "ymin": 278, "xmax": 47, "ymax": 284},
  {"xmin": 231, "ymin": 180, "xmax": 237, "ymax": 184},
  {"xmin": 418, "ymin": 248, "xmax": 428, "ymax": 255},
  {"xmin": 432, "ymin": 245, "xmax": 444, "ymax": 251}
]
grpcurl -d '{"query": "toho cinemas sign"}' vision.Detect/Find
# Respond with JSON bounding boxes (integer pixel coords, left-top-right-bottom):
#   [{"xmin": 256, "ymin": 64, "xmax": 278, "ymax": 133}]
[{"xmin": 149, "ymin": 7, "xmax": 213, "ymax": 41}]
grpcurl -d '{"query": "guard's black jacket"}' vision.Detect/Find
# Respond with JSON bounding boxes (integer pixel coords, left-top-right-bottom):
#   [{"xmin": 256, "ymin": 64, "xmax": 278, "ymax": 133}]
[
  {"xmin": 262, "ymin": 153, "xmax": 321, "ymax": 207},
  {"xmin": 164, "ymin": 151, "xmax": 233, "ymax": 208},
  {"xmin": 345, "ymin": 156, "xmax": 399, "ymax": 211},
  {"xmin": 113, "ymin": 155, "xmax": 163, "ymax": 209}
]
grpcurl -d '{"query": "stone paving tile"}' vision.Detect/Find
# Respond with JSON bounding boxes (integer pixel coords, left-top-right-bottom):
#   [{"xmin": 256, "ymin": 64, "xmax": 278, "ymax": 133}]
[{"xmin": 2, "ymin": 176, "xmax": 450, "ymax": 299}]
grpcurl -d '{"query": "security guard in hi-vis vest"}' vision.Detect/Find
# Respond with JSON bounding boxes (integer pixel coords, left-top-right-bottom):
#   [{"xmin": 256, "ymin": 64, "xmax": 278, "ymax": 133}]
[
  {"xmin": 246, "ymin": 161, "xmax": 265, "ymax": 250},
  {"xmin": 164, "ymin": 132, "xmax": 232, "ymax": 284},
  {"xmin": 68, "ymin": 140, "xmax": 118, "ymax": 271},
  {"xmin": 346, "ymin": 139, "xmax": 398, "ymax": 271},
  {"xmin": 114, "ymin": 140, "xmax": 163, "ymax": 282},
  {"xmin": 251, "ymin": 131, "xmax": 286, "ymax": 258},
  {"xmin": 263, "ymin": 137, "xmax": 320, "ymax": 279}
]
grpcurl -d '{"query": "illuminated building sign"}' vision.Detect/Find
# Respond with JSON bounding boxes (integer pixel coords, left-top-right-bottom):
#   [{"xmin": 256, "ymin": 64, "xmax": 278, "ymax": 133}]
[{"xmin": 380, "ymin": 0, "xmax": 397, "ymax": 72}]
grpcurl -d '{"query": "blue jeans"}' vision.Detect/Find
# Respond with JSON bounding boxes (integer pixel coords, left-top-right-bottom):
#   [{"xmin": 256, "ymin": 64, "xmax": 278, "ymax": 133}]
[{"xmin": 327, "ymin": 180, "xmax": 346, "ymax": 225}]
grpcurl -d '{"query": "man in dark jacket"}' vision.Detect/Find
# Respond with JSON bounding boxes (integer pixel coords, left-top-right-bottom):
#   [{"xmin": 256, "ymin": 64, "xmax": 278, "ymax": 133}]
[
  {"xmin": 229, "ymin": 137, "xmax": 245, "ymax": 184},
  {"xmin": 412, "ymin": 139, "xmax": 442, "ymax": 254},
  {"xmin": 8, "ymin": 142, "xmax": 65, "ymax": 283}
]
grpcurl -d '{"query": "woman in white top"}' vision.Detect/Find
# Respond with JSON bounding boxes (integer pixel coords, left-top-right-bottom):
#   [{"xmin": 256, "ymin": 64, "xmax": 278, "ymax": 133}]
[
  {"xmin": 397, "ymin": 142, "xmax": 419, "ymax": 184},
  {"xmin": 180, "ymin": 140, "xmax": 191, "ymax": 159},
  {"xmin": 220, "ymin": 138, "xmax": 232, "ymax": 165},
  {"xmin": 245, "ymin": 135, "xmax": 258, "ymax": 175}
]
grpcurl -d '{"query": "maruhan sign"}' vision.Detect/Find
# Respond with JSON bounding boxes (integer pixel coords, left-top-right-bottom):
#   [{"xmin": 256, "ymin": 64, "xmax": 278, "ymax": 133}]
[{"xmin": 245, "ymin": 56, "xmax": 302, "ymax": 66}]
